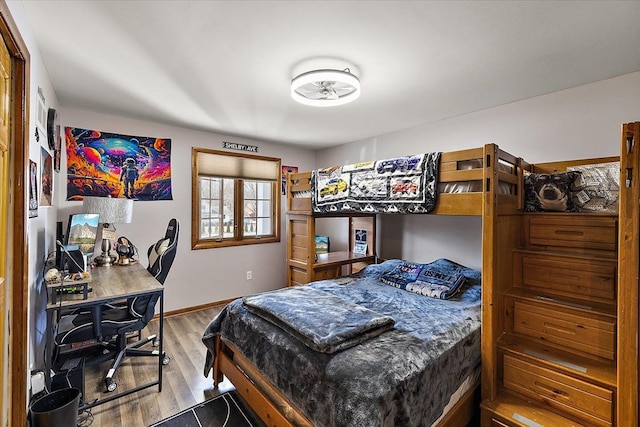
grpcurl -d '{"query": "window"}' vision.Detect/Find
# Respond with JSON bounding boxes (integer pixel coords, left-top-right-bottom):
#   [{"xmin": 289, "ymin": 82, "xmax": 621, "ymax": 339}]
[{"xmin": 192, "ymin": 148, "xmax": 281, "ymax": 249}]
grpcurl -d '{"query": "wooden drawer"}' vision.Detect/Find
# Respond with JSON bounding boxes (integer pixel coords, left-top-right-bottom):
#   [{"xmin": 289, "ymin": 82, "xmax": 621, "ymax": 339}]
[
  {"xmin": 289, "ymin": 266, "xmax": 308, "ymax": 286},
  {"xmin": 503, "ymin": 354, "xmax": 613, "ymax": 426},
  {"xmin": 482, "ymin": 393, "xmax": 591, "ymax": 427},
  {"xmin": 515, "ymin": 251, "xmax": 616, "ymax": 303},
  {"xmin": 512, "ymin": 301, "xmax": 615, "ymax": 360},
  {"xmin": 525, "ymin": 215, "xmax": 617, "ymax": 255},
  {"xmin": 313, "ymin": 266, "xmax": 340, "ymax": 281}
]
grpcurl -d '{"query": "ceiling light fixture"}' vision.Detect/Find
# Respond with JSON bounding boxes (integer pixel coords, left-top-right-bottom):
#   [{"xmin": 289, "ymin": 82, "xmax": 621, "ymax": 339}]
[{"xmin": 291, "ymin": 68, "xmax": 360, "ymax": 107}]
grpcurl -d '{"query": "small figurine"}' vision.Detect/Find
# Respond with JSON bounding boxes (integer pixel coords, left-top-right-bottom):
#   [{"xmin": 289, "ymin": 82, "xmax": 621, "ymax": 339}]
[{"xmin": 44, "ymin": 268, "xmax": 62, "ymax": 285}]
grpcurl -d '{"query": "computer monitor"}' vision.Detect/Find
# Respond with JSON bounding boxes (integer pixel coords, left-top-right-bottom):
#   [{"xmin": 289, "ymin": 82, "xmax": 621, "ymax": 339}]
[{"xmin": 65, "ymin": 213, "xmax": 100, "ymax": 258}]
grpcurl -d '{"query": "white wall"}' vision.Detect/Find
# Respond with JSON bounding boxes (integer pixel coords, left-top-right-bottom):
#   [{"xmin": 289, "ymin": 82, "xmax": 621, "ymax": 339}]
[
  {"xmin": 57, "ymin": 108, "xmax": 315, "ymax": 312},
  {"xmin": 6, "ymin": 0, "xmax": 61, "ymax": 386},
  {"xmin": 316, "ymin": 71, "xmax": 640, "ymax": 270}
]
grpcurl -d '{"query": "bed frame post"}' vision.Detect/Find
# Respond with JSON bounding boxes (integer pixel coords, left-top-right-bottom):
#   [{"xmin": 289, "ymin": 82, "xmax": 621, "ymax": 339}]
[
  {"xmin": 618, "ymin": 121, "xmax": 640, "ymax": 424},
  {"xmin": 481, "ymin": 143, "xmax": 524, "ymax": 405},
  {"xmin": 481, "ymin": 143, "xmax": 498, "ymax": 401},
  {"xmin": 212, "ymin": 336, "xmax": 223, "ymax": 386}
]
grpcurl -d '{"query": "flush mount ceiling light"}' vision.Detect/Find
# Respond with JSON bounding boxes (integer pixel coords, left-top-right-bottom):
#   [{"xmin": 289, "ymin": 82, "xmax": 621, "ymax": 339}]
[{"xmin": 291, "ymin": 68, "xmax": 360, "ymax": 107}]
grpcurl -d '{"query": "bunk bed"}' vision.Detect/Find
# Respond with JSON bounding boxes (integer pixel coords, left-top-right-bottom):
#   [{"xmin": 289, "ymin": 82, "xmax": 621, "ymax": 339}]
[
  {"xmin": 202, "ymin": 143, "xmax": 524, "ymax": 426},
  {"xmin": 203, "ymin": 129, "xmax": 640, "ymax": 425}
]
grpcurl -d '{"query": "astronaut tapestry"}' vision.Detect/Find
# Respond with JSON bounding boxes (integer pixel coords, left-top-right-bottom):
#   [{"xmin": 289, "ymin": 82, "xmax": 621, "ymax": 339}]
[
  {"xmin": 311, "ymin": 152, "xmax": 440, "ymax": 214},
  {"xmin": 65, "ymin": 127, "xmax": 172, "ymax": 201}
]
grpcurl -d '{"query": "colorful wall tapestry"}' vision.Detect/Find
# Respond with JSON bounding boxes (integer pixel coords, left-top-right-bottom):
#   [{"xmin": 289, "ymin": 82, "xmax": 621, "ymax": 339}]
[
  {"xmin": 311, "ymin": 152, "xmax": 440, "ymax": 214},
  {"xmin": 65, "ymin": 127, "xmax": 173, "ymax": 201}
]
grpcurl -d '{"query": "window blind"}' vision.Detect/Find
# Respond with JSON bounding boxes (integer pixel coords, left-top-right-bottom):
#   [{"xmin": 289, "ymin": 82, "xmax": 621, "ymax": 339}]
[{"xmin": 195, "ymin": 149, "xmax": 280, "ymax": 181}]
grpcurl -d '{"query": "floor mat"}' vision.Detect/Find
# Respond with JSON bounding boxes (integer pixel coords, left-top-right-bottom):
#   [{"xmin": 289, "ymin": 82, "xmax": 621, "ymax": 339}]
[{"xmin": 149, "ymin": 391, "xmax": 259, "ymax": 427}]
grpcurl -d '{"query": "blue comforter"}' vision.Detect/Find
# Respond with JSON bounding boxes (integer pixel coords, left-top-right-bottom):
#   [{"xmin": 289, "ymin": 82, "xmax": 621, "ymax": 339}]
[
  {"xmin": 202, "ymin": 260, "xmax": 481, "ymax": 426},
  {"xmin": 243, "ymin": 286, "xmax": 395, "ymax": 354}
]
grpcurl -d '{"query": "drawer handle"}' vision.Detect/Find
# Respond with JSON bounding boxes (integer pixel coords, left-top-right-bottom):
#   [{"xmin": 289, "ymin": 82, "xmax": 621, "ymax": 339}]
[
  {"xmin": 554, "ymin": 230, "xmax": 584, "ymax": 236},
  {"xmin": 544, "ymin": 322, "xmax": 576, "ymax": 335},
  {"xmin": 534, "ymin": 381, "xmax": 570, "ymax": 400}
]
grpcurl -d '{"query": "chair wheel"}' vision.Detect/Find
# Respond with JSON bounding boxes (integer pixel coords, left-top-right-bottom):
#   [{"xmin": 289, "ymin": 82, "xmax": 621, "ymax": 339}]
[
  {"xmin": 162, "ymin": 355, "xmax": 170, "ymax": 365},
  {"xmin": 106, "ymin": 378, "xmax": 117, "ymax": 392}
]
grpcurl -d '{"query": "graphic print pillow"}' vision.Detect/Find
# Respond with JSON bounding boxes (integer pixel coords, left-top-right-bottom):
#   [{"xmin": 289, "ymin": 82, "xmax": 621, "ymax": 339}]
[
  {"xmin": 567, "ymin": 162, "xmax": 619, "ymax": 213},
  {"xmin": 380, "ymin": 262, "xmax": 424, "ymax": 289},
  {"xmin": 380, "ymin": 258, "xmax": 480, "ymax": 299},
  {"xmin": 405, "ymin": 258, "xmax": 475, "ymax": 300},
  {"xmin": 524, "ymin": 171, "xmax": 581, "ymax": 212}
]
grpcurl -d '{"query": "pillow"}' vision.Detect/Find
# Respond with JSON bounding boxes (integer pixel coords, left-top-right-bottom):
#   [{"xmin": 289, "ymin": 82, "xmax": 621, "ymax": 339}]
[
  {"xmin": 524, "ymin": 171, "xmax": 581, "ymax": 212},
  {"xmin": 381, "ymin": 258, "xmax": 480, "ymax": 299},
  {"xmin": 357, "ymin": 259, "xmax": 404, "ymax": 278},
  {"xmin": 406, "ymin": 258, "xmax": 477, "ymax": 299},
  {"xmin": 380, "ymin": 262, "xmax": 424, "ymax": 289},
  {"xmin": 567, "ymin": 162, "xmax": 619, "ymax": 213}
]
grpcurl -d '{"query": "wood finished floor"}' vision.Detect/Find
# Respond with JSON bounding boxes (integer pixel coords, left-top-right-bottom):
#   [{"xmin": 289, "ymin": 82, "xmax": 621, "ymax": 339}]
[
  {"xmin": 80, "ymin": 305, "xmax": 481, "ymax": 427},
  {"xmin": 81, "ymin": 306, "xmax": 234, "ymax": 427}
]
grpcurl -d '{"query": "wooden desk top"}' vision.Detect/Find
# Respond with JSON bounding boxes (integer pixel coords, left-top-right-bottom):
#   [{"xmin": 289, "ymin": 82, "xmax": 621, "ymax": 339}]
[{"xmin": 47, "ymin": 262, "xmax": 162, "ymax": 311}]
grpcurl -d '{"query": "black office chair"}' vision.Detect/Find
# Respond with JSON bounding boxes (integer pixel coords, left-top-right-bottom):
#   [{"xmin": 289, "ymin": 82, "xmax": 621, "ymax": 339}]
[{"xmin": 54, "ymin": 218, "xmax": 179, "ymax": 392}]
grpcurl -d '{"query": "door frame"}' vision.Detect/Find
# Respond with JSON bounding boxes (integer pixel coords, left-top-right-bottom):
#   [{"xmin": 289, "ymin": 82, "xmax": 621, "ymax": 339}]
[{"xmin": 0, "ymin": 2, "xmax": 29, "ymax": 426}]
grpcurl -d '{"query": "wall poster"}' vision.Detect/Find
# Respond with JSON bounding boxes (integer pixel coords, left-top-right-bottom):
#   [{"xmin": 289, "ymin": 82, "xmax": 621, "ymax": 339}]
[{"xmin": 65, "ymin": 127, "xmax": 173, "ymax": 201}]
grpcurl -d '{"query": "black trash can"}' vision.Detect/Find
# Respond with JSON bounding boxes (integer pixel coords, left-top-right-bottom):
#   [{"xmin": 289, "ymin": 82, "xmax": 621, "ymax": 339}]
[{"xmin": 30, "ymin": 388, "xmax": 80, "ymax": 427}]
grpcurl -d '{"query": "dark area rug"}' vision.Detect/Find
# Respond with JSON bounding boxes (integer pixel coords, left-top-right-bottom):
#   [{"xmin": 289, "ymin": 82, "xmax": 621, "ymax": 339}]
[{"xmin": 149, "ymin": 391, "xmax": 261, "ymax": 427}]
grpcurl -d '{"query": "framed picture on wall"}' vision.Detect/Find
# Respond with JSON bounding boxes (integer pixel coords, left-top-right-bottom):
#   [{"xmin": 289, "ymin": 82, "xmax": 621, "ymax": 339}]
[{"xmin": 28, "ymin": 159, "xmax": 38, "ymax": 218}]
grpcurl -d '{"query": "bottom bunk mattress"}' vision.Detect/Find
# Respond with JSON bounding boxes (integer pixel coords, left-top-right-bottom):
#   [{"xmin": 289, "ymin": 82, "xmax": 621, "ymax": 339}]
[{"xmin": 202, "ymin": 259, "xmax": 482, "ymax": 426}]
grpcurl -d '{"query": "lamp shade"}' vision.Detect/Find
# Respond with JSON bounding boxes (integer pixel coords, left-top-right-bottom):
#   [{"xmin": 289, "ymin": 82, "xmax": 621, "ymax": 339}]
[{"xmin": 83, "ymin": 196, "xmax": 133, "ymax": 224}]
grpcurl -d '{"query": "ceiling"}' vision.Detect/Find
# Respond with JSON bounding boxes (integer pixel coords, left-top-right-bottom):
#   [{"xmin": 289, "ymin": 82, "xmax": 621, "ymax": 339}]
[{"xmin": 19, "ymin": 1, "xmax": 640, "ymax": 149}]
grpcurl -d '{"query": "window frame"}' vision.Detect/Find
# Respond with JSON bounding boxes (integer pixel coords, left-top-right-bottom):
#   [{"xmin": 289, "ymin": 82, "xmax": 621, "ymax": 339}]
[{"xmin": 191, "ymin": 148, "xmax": 281, "ymax": 250}]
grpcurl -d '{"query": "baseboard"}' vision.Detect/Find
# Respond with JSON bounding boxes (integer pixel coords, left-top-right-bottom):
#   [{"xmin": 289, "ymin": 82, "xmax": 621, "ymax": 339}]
[{"xmin": 153, "ymin": 297, "xmax": 237, "ymax": 320}]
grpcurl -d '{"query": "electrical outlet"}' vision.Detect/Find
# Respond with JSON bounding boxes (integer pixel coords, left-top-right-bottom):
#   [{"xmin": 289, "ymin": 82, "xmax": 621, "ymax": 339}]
[{"xmin": 246, "ymin": 270, "xmax": 252, "ymax": 280}]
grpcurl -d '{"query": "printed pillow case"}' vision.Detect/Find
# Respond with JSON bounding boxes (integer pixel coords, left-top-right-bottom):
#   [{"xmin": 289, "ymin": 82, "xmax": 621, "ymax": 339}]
[
  {"xmin": 380, "ymin": 262, "xmax": 423, "ymax": 289},
  {"xmin": 567, "ymin": 162, "xmax": 619, "ymax": 213},
  {"xmin": 524, "ymin": 171, "xmax": 581, "ymax": 212},
  {"xmin": 380, "ymin": 258, "xmax": 480, "ymax": 299}
]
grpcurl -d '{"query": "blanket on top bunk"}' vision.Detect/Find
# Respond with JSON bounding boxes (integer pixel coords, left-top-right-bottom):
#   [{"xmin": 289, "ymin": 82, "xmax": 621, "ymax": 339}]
[
  {"xmin": 311, "ymin": 152, "xmax": 441, "ymax": 214},
  {"xmin": 203, "ymin": 259, "xmax": 482, "ymax": 427},
  {"xmin": 243, "ymin": 286, "xmax": 395, "ymax": 354}
]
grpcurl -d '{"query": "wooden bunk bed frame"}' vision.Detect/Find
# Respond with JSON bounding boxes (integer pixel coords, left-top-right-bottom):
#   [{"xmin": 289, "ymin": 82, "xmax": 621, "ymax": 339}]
[
  {"xmin": 212, "ymin": 125, "xmax": 640, "ymax": 426},
  {"xmin": 480, "ymin": 122, "xmax": 640, "ymax": 427},
  {"xmin": 212, "ymin": 143, "xmax": 523, "ymax": 427}
]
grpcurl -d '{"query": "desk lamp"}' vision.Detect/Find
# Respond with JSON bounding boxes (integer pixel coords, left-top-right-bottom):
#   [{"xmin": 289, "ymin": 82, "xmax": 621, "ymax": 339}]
[{"xmin": 83, "ymin": 196, "xmax": 133, "ymax": 267}]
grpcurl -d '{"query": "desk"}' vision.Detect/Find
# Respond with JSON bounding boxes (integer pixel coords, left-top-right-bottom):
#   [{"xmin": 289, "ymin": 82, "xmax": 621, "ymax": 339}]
[{"xmin": 45, "ymin": 263, "xmax": 164, "ymax": 409}]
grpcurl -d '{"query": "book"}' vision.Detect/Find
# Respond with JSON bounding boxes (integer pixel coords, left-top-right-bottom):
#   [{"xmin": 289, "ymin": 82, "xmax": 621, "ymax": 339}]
[
  {"xmin": 315, "ymin": 236, "xmax": 329, "ymax": 254},
  {"xmin": 353, "ymin": 229, "xmax": 368, "ymax": 255}
]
